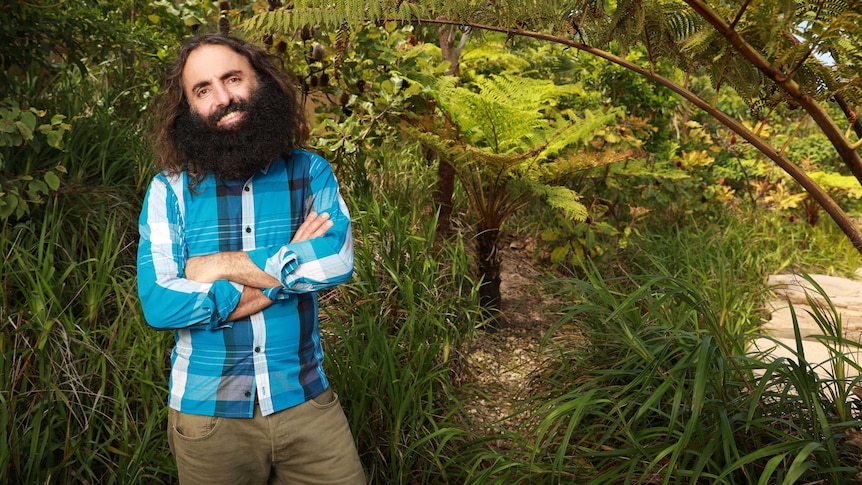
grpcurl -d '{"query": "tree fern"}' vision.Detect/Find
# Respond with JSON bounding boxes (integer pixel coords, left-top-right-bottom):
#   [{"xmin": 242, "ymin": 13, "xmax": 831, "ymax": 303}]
[{"xmin": 413, "ymin": 71, "xmax": 626, "ymax": 310}]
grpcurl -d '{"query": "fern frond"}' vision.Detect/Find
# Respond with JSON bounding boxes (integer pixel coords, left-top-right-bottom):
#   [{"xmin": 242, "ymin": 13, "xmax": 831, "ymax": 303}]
[
  {"xmin": 523, "ymin": 182, "xmax": 588, "ymax": 222},
  {"xmin": 539, "ymin": 149, "xmax": 642, "ymax": 184},
  {"xmin": 540, "ymin": 108, "xmax": 622, "ymax": 161},
  {"xmin": 433, "ymin": 73, "xmax": 583, "ymax": 154}
]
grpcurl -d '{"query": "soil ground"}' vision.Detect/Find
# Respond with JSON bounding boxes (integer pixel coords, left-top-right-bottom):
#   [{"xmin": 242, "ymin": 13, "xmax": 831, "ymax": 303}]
[{"xmin": 459, "ymin": 241, "xmax": 567, "ymax": 434}]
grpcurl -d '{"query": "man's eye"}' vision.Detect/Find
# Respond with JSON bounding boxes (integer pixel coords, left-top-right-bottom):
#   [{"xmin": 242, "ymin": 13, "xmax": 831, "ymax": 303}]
[
  {"xmin": 197, "ymin": 88, "xmax": 210, "ymax": 98},
  {"xmin": 227, "ymin": 77, "xmax": 240, "ymax": 84}
]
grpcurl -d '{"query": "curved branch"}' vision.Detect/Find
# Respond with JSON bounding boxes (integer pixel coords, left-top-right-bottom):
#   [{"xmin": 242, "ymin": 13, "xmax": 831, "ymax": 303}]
[
  {"xmin": 684, "ymin": 0, "xmax": 862, "ymax": 186},
  {"xmin": 406, "ymin": 17, "xmax": 862, "ymax": 255}
]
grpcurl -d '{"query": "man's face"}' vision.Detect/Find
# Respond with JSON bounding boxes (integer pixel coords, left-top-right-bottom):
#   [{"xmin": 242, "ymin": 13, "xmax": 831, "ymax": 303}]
[
  {"xmin": 181, "ymin": 44, "xmax": 258, "ymax": 128},
  {"xmin": 172, "ymin": 43, "xmax": 296, "ymax": 182}
]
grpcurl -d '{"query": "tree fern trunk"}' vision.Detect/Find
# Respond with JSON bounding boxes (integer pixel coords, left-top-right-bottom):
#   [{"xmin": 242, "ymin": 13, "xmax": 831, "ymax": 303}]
[
  {"xmin": 476, "ymin": 227, "xmax": 502, "ymax": 315},
  {"xmin": 434, "ymin": 23, "xmax": 461, "ymax": 237},
  {"xmin": 433, "ymin": 151, "xmax": 455, "ymax": 236}
]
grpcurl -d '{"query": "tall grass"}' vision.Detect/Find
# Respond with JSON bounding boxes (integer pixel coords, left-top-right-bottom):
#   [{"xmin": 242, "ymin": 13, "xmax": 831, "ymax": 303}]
[
  {"xmin": 460, "ymin": 268, "xmax": 862, "ymax": 483},
  {"xmin": 1, "ymin": 65, "xmax": 175, "ymax": 483},
  {"xmin": 324, "ymin": 188, "xmax": 487, "ymax": 483}
]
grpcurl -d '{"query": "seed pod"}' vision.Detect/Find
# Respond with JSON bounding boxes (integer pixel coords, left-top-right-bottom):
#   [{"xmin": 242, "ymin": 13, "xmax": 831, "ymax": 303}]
[
  {"xmin": 339, "ymin": 91, "xmax": 350, "ymax": 106},
  {"xmin": 309, "ymin": 75, "xmax": 318, "ymax": 87},
  {"xmin": 218, "ymin": 17, "xmax": 230, "ymax": 36},
  {"xmin": 356, "ymin": 79, "xmax": 366, "ymax": 93},
  {"xmin": 310, "ymin": 43, "xmax": 325, "ymax": 61},
  {"xmin": 300, "ymin": 25, "xmax": 312, "ymax": 41},
  {"xmin": 276, "ymin": 41, "xmax": 287, "ymax": 53},
  {"xmin": 319, "ymin": 73, "xmax": 329, "ymax": 86}
]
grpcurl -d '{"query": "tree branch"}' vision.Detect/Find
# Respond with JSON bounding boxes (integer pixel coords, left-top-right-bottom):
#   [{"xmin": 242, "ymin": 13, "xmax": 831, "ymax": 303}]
[{"xmin": 683, "ymin": 0, "xmax": 862, "ymax": 187}]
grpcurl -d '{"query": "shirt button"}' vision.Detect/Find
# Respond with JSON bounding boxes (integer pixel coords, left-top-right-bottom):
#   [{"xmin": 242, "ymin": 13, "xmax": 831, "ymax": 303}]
[
  {"xmin": 245, "ymin": 227, "xmax": 252, "ymax": 233},
  {"xmin": 244, "ymin": 186, "xmax": 250, "ymax": 192},
  {"xmin": 244, "ymin": 391, "xmax": 251, "ymax": 398},
  {"xmin": 254, "ymin": 346, "xmax": 261, "ymax": 353}
]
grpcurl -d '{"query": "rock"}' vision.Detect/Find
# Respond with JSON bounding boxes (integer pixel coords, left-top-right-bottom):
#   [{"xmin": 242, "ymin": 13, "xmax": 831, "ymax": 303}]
[
  {"xmin": 763, "ymin": 274, "xmax": 862, "ymax": 339},
  {"xmin": 759, "ymin": 272, "xmax": 862, "ymax": 378}
]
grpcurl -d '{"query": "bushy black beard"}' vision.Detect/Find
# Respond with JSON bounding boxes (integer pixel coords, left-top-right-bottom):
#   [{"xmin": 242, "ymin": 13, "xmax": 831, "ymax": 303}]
[{"xmin": 172, "ymin": 78, "xmax": 296, "ymax": 182}]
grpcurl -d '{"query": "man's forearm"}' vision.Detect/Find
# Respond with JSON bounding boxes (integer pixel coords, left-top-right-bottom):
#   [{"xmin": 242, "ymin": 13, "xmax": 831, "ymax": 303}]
[
  {"xmin": 183, "ymin": 212, "xmax": 333, "ymax": 288},
  {"xmin": 185, "ymin": 251, "xmax": 281, "ymax": 288},
  {"xmin": 225, "ymin": 286, "xmax": 274, "ymax": 321}
]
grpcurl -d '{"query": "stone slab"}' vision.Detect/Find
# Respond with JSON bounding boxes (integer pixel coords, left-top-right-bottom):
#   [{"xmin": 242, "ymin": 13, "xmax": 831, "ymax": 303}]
[{"xmin": 760, "ymin": 272, "xmax": 862, "ymax": 379}]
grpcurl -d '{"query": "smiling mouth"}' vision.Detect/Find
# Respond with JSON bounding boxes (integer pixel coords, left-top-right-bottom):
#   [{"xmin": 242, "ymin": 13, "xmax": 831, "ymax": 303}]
[{"xmin": 218, "ymin": 110, "xmax": 244, "ymax": 126}]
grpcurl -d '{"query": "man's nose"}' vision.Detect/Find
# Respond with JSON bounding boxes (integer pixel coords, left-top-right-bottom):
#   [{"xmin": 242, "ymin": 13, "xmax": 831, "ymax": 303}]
[{"xmin": 212, "ymin": 83, "xmax": 232, "ymax": 107}]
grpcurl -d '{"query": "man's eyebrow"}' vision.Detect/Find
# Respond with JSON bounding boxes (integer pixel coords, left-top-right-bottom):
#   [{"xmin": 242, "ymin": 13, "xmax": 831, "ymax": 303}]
[{"xmin": 190, "ymin": 69, "xmax": 244, "ymax": 93}]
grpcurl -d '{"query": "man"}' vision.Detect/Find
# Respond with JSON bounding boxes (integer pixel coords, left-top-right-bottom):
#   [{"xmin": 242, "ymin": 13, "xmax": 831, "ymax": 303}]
[{"xmin": 137, "ymin": 33, "xmax": 365, "ymax": 484}]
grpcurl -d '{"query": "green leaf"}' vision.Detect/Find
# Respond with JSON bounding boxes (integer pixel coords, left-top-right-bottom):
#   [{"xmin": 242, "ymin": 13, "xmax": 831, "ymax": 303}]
[
  {"xmin": 46, "ymin": 129, "xmax": 64, "ymax": 149},
  {"xmin": 44, "ymin": 171, "xmax": 60, "ymax": 191},
  {"xmin": 14, "ymin": 120, "xmax": 34, "ymax": 141},
  {"xmin": 550, "ymin": 245, "xmax": 570, "ymax": 263},
  {"xmin": 19, "ymin": 110, "xmax": 37, "ymax": 131},
  {"xmin": 0, "ymin": 193, "xmax": 19, "ymax": 219},
  {"xmin": 28, "ymin": 179, "xmax": 49, "ymax": 197},
  {"xmin": 403, "ymin": 82, "xmax": 423, "ymax": 97}
]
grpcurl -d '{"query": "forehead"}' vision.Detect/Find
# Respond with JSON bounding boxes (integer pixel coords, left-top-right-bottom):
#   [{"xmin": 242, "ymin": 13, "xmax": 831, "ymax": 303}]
[{"xmin": 181, "ymin": 44, "xmax": 254, "ymax": 90}]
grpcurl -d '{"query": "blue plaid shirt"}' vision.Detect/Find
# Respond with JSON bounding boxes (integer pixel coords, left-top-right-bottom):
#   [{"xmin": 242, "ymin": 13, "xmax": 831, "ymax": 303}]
[{"xmin": 137, "ymin": 149, "xmax": 353, "ymax": 418}]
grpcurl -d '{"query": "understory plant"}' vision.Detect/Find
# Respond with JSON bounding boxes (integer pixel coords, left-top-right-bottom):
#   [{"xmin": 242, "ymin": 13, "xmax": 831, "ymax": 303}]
[
  {"xmin": 468, "ymin": 267, "xmax": 862, "ymax": 484},
  {"xmin": 419, "ymin": 73, "xmax": 629, "ymax": 312},
  {"xmin": 1, "ymin": 42, "xmax": 176, "ymax": 482}
]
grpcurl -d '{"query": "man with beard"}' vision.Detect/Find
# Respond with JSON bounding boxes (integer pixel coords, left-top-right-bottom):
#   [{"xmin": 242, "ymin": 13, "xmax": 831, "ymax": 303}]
[{"xmin": 136, "ymin": 33, "xmax": 365, "ymax": 484}]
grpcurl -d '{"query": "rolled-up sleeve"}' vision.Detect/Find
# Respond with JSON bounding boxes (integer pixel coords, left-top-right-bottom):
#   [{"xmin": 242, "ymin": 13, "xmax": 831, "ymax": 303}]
[
  {"xmin": 247, "ymin": 154, "xmax": 354, "ymax": 294},
  {"xmin": 137, "ymin": 175, "xmax": 242, "ymax": 330}
]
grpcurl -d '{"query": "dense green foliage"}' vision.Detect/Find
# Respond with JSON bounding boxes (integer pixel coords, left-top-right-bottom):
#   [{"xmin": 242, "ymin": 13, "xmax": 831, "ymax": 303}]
[{"xmin": 3, "ymin": 0, "xmax": 862, "ymax": 483}]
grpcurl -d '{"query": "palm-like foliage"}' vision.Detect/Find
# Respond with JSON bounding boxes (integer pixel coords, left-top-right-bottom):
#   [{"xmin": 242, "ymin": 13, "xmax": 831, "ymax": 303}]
[{"xmin": 414, "ymin": 73, "xmax": 622, "ymax": 311}]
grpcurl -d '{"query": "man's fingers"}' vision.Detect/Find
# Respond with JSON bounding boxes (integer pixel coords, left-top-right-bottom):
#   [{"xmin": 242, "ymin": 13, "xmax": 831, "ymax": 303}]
[{"xmin": 292, "ymin": 211, "xmax": 333, "ymax": 243}]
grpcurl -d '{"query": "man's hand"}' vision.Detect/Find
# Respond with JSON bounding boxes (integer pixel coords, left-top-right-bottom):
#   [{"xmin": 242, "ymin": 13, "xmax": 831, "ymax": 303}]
[{"xmin": 292, "ymin": 211, "xmax": 333, "ymax": 243}]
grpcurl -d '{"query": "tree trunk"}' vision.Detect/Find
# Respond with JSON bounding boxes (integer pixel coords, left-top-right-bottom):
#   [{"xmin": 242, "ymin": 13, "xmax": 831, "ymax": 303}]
[
  {"xmin": 438, "ymin": 24, "xmax": 461, "ymax": 77},
  {"xmin": 432, "ymin": 147, "xmax": 455, "ymax": 236},
  {"xmin": 432, "ymin": 24, "xmax": 464, "ymax": 236},
  {"xmin": 475, "ymin": 227, "xmax": 502, "ymax": 316}
]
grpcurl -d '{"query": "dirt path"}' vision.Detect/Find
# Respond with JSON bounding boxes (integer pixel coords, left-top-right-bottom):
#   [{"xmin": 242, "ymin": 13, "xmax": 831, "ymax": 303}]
[{"xmin": 460, "ymin": 243, "xmax": 565, "ymax": 434}]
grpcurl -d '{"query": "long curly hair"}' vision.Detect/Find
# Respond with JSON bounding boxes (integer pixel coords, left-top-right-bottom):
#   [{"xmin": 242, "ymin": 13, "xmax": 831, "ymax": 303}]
[{"xmin": 150, "ymin": 33, "xmax": 307, "ymax": 176}]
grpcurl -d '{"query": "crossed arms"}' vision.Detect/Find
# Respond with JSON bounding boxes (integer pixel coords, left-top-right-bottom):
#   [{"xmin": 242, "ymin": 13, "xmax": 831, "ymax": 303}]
[
  {"xmin": 183, "ymin": 211, "xmax": 333, "ymax": 322},
  {"xmin": 137, "ymin": 157, "xmax": 354, "ymax": 331}
]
